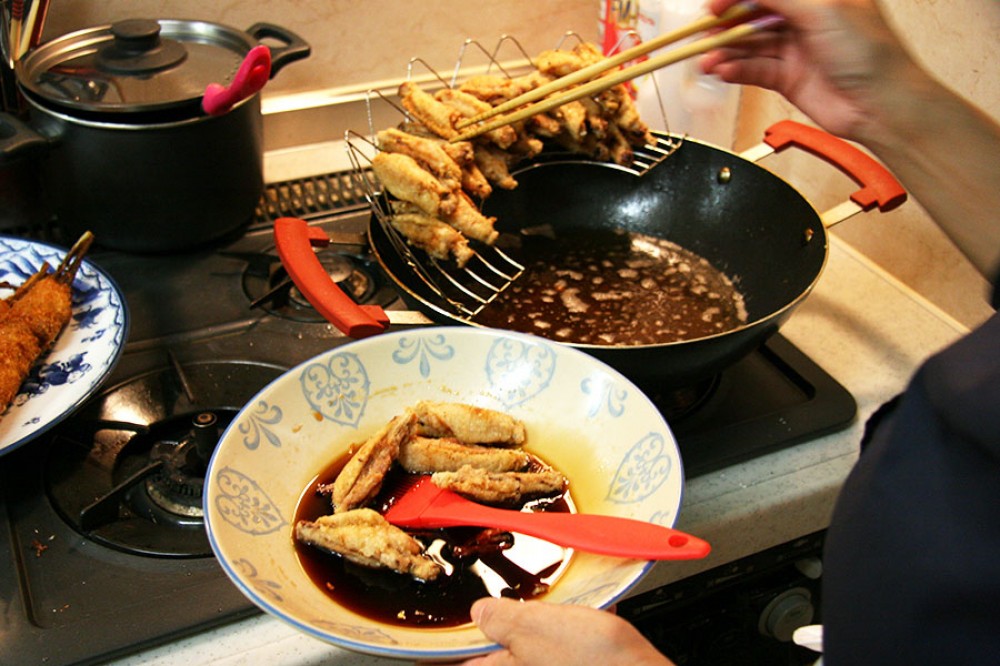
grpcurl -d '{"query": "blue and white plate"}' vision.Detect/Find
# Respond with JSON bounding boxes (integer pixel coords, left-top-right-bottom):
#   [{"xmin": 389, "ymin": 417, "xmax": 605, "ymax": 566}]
[
  {"xmin": 205, "ymin": 327, "xmax": 684, "ymax": 661},
  {"xmin": 0, "ymin": 237, "xmax": 129, "ymax": 456}
]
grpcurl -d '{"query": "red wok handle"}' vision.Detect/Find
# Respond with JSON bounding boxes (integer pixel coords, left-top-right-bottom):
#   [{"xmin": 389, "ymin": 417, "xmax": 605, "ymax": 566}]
[
  {"xmin": 763, "ymin": 119, "xmax": 907, "ymax": 212},
  {"xmin": 273, "ymin": 217, "xmax": 388, "ymax": 338}
]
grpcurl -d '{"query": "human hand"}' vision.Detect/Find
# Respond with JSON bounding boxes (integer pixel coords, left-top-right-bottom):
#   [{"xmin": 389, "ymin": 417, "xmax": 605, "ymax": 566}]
[
  {"xmin": 458, "ymin": 598, "xmax": 674, "ymax": 666},
  {"xmin": 700, "ymin": 0, "xmax": 918, "ymax": 141}
]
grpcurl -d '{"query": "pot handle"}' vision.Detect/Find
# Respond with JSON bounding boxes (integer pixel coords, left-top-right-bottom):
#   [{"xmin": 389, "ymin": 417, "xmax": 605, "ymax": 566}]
[
  {"xmin": 273, "ymin": 217, "xmax": 389, "ymax": 338},
  {"xmin": 759, "ymin": 119, "xmax": 907, "ymax": 213},
  {"xmin": 0, "ymin": 113, "xmax": 49, "ymax": 163},
  {"xmin": 246, "ymin": 23, "xmax": 311, "ymax": 78}
]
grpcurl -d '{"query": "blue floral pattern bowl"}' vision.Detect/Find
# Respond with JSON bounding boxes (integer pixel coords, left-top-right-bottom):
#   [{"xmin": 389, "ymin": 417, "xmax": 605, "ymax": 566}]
[
  {"xmin": 0, "ymin": 237, "xmax": 128, "ymax": 456},
  {"xmin": 204, "ymin": 327, "xmax": 684, "ymax": 660}
]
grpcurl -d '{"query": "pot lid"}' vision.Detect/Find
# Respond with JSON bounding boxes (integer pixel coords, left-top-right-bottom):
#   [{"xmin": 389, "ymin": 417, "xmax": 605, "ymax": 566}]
[{"xmin": 17, "ymin": 19, "xmax": 258, "ymax": 114}]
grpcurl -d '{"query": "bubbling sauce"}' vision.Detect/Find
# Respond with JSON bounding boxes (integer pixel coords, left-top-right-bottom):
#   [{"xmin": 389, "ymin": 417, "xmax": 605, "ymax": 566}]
[
  {"xmin": 294, "ymin": 456, "xmax": 572, "ymax": 628},
  {"xmin": 475, "ymin": 227, "xmax": 748, "ymax": 345}
]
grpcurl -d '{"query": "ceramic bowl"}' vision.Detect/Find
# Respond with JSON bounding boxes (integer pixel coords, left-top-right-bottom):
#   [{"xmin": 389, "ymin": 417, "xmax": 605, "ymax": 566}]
[{"xmin": 204, "ymin": 327, "xmax": 684, "ymax": 660}]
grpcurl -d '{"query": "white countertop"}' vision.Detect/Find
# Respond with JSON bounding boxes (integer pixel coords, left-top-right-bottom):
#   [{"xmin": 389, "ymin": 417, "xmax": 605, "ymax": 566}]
[{"xmin": 104, "ymin": 232, "xmax": 968, "ymax": 665}]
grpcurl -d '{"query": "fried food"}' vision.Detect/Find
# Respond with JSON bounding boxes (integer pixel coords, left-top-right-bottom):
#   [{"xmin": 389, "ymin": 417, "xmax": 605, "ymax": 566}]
[
  {"xmin": 389, "ymin": 211, "xmax": 475, "ymax": 267},
  {"xmin": 435, "ymin": 88, "xmax": 518, "ymax": 149},
  {"xmin": 371, "ymin": 151, "xmax": 458, "ymax": 219},
  {"xmin": 377, "ymin": 128, "xmax": 463, "ymax": 191},
  {"xmin": 1, "ymin": 233, "xmax": 92, "ymax": 417},
  {"xmin": 441, "ymin": 192, "xmax": 499, "ymax": 245},
  {"xmin": 331, "ymin": 411, "xmax": 416, "ymax": 512},
  {"xmin": 295, "ymin": 508, "xmax": 442, "ymax": 581},
  {"xmin": 414, "ymin": 400, "xmax": 526, "ymax": 446},
  {"xmin": 399, "ymin": 436, "xmax": 530, "ymax": 474},
  {"xmin": 399, "ymin": 81, "xmax": 459, "ymax": 139},
  {"xmin": 431, "ymin": 465, "xmax": 567, "ymax": 505}
]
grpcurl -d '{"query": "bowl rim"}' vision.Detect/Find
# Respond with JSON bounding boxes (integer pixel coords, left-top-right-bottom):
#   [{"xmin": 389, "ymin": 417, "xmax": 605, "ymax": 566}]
[{"xmin": 203, "ymin": 326, "xmax": 683, "ymax": 659}]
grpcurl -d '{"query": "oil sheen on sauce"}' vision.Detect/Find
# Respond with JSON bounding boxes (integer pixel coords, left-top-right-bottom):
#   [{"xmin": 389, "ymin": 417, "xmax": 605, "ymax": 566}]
[
  {"xmin": 474, "ymin": 227, "xmax": 748, "ymax": 345},
  {"xmin": 294, "ymin": 458, "xmax": 572, "ymax": 628}
]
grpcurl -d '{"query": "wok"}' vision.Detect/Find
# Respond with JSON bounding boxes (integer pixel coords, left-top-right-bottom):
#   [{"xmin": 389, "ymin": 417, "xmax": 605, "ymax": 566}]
[{"xmin": 276, "ymin": 120, "xmax": 905, "ymax": 388}]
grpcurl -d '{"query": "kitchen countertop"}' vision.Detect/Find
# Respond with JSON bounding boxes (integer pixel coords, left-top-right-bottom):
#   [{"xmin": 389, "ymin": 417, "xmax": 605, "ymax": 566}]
[{"xmin": 104, "ymin": 152, "xmax": 969, "ymax": 665}]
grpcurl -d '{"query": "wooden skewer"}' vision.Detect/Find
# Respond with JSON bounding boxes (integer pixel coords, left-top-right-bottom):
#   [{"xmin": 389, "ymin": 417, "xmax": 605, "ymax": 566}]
[
  {"xmin": 451, "ymin": 14, "xmax": 782, "ymax": 144},
  {"xmin": 455, "ymin": 1, "xmax": 761, "ymax": 131}
]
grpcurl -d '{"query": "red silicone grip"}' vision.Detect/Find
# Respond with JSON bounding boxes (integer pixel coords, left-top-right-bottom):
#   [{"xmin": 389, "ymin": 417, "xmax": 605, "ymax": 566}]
[
  {"xmin": 763, "ymin": 120, "xmax": 907, "ymax": 212},
  {"xmin": 273, "ymin": 217, "xmax": 388, "ymax": 338}
]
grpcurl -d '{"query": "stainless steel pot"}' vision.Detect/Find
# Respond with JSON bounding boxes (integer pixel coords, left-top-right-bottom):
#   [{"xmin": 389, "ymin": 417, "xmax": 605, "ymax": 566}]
[{"xmin": 0, "ymin": 19, "xmax": 310, "ymax": 252}]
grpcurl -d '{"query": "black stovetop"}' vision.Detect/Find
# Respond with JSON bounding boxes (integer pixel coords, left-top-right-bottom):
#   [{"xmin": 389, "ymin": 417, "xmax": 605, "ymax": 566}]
[{"xmin": 0, "ymin": 177, "xmax": 856, "ymax": 666}]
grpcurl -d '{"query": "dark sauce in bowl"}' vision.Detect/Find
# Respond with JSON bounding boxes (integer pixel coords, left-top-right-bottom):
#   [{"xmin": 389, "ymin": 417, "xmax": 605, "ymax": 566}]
[
  {"xmin": 475, "ymin": 227, "xmax": 748, "ymax": 345},
  {"xmin": 294, "ymin": 458, "xmax": 572, "ymax": 628}
]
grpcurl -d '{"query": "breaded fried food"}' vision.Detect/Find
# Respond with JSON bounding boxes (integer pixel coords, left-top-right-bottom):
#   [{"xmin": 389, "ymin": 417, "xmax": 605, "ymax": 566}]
[
  {"xmin": 414, "ymin": 401, "xmax": 526, "ymax": 446},
  {"xmin": 371, "ymin": 151, "xmax": 457, "ymax": 218},
  {"xmin": 473, "ymin": 144, "xmax": 519, "ymax": 190},
  {"xmin": 295, "ymin": 508, "xmax": 442, "ymax": 581},
  {"xmin": 441, "ymin": 192, "xmax": 499, "ymax": 245},
  {"xmin": 399, "ymin": 81, "xmax": 459, "ymax": 139},
  {"xmin": 435, "ymin": 88, "xmax": 518, "ymax": 149},
  {"xmin": 431, "ymin": 465, "xmax": 567, "ymax": 505},
  {"xmin": 457, "ymin": 74, "xmax": 525, "ymax": 105},
  {"xmin": 376, "ymin": 128, "xmax": 463, "ymax": 190},
  {"xmin": 390, "ymin": 212, "xmax": 475, "ymax": 267},
  {"xmin": 332, "ymin": 411, "xmax": 416, "ymax": 512},
  {"xmin": 399, "ymin": 436, "xmax": 530, "ymax": 474}
]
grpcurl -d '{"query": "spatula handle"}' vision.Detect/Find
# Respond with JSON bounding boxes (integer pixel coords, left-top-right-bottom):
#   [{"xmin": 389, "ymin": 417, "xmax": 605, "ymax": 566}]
[{"xmin": 439, "ymin": 497, "xmax": 710, "ymax": 561}]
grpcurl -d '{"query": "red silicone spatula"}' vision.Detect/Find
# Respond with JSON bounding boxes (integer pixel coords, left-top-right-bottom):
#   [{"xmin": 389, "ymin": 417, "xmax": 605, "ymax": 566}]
[{"xmin": 384, "ymin": 476, "xmax": 710, "ymax": 561}]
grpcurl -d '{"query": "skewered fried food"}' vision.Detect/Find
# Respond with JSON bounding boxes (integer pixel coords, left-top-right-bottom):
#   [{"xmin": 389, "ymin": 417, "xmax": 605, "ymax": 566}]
[
  {"xmin": 431, "ymin": 465, "xmax": 567, "ymax": 505},
  {"xmin": 295, "ymin": 508, "xmax": 442, "ymax": 581},
  {"xmin": 0, "ymin": 232, "xmax": 93, "ymax": 417}
]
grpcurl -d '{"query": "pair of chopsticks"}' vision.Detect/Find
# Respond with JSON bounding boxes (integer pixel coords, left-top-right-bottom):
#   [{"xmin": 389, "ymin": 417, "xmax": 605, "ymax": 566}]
[
  {"xmin": 451, "ymin": 1, "xmax": 780, "ymax": 143},
  {"xmin": 4, "ymin": 0, "xmax": 49, "ymax": 67}
]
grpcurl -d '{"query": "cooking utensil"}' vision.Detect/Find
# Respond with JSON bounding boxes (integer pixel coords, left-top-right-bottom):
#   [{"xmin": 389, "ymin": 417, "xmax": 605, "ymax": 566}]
[
  {"xmin": 453, "ymin": 14, "xmax": 781, "ymax": 142},
  {"xmin": 0, "ymin": 18, "xmax": 310, "ymax": 252},
  {"xmin": 357, "ymin": 121, "xmax": 904, "ymax": 387},
  {"xmin": 384, "ymin": 476, "xmax": 711, "ymax": 560},
  {"xmin": 202, "ymin": 45, "xmax": 271, "ymax": 116},
  {"xmin": 456, "ymin": 1, "xmax": 760, "ymax": 131}
]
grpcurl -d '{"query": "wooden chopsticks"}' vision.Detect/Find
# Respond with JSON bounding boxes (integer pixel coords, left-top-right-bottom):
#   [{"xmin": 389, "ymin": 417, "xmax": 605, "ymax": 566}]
[{"xmin": 451, "ymin": 5, "xmax": 780, "ymax": 143}]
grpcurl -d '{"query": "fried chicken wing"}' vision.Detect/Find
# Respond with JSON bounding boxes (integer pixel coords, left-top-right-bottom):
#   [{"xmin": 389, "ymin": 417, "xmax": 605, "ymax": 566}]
[
  {"xmin": 399, "ymin": 81, "xmax": 459, "ymax": 139},
  {"xmin": 435, "ymin": 88, "xmax": 518, "ymax": 149},
  {"xmin": 399, "ymin": 436, "xmax": 530, "ymax": 474},
  {"xmin": 377, "ymin": 128, "xmax": 463, "ymax": 190},
  {"xmin": 332, "ymin": 411, "xmax": 416, "ymax": 512},
  {"xmin": 431, "ymin": 465, "xmax": 567, "ymax": 505},
  {"xmin": 414, "ymin": 401, "xmax": 526, "ymax": 446},
  {"xmin": 295, "ymin": 508, "xmax": 442, "ymax": 581},
  {"xmin": 371, "ymin": 151, "xmax": 457, "ymax": 218},
  {"xmin": 441, "ymin": 192, "xmax": 499, "ymax": 245},
  {"xmin": 389, "ymin": 212, "xmax": 475, "ymax": 267}
]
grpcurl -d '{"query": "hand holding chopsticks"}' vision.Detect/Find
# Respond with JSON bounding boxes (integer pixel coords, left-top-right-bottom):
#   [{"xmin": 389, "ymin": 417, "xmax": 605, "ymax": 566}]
[{"xmin": 451, "ymin": 3, "xmax": 781, "ymax": 143}]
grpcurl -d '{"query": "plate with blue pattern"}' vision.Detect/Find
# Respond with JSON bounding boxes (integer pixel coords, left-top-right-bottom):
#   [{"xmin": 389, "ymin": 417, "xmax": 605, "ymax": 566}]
[
  {"xmin": 1, "ymin": 236, "xmax": 129, "ymax": 456},
  {"xmin": 205, "ymin": 326, "xmax": 685, "ymax": 661}
]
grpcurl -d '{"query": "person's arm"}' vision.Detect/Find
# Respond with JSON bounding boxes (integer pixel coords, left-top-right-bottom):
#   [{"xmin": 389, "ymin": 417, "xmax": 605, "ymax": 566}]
[
  {"xmin": 702, "ymin": 0, "xmax": 1000, "ymax": 280},
  {"xmin": 458, "ymin": 598, "xmax": 672, "ymax": 666}
]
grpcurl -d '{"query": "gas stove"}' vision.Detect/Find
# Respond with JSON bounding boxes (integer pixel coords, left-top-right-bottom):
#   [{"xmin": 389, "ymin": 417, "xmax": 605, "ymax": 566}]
[{"xmin": 0, "ymin": 170, "xmax": 856, "ymax": 665}]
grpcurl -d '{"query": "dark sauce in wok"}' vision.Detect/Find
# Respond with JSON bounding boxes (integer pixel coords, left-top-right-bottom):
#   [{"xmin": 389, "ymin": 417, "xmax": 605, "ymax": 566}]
[
  {"xmin": 475, "ymin": 227, "xmax": 748, "ymax": 345},
  {"xmin": 294, "ymin": 455, "xmax": 572, "ymax": 628}
]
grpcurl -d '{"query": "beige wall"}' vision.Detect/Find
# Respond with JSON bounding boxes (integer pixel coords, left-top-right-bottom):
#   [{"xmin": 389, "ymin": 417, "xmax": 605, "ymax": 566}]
[{"xmin": 41, "ymin": 1, "xmax": 998, "ymax": 326}]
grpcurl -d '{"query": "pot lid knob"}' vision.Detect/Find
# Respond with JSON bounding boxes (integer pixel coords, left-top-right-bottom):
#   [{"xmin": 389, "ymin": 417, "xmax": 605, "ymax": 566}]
[{"xmin": 97, "ymin": 19, "xmax": 187, "ymax": 74}]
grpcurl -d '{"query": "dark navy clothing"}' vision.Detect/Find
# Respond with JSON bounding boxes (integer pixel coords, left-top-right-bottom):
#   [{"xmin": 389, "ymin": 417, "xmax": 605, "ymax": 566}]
[{"xmin": 823, "ymin": 282, "xmax": 1000, "ymax": 665}]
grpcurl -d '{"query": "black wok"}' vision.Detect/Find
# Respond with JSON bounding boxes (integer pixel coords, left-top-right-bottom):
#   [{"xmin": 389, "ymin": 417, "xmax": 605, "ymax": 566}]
[{"xmin": 277, "ymin": 120, "xmax": 905, "ymax": 388}]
